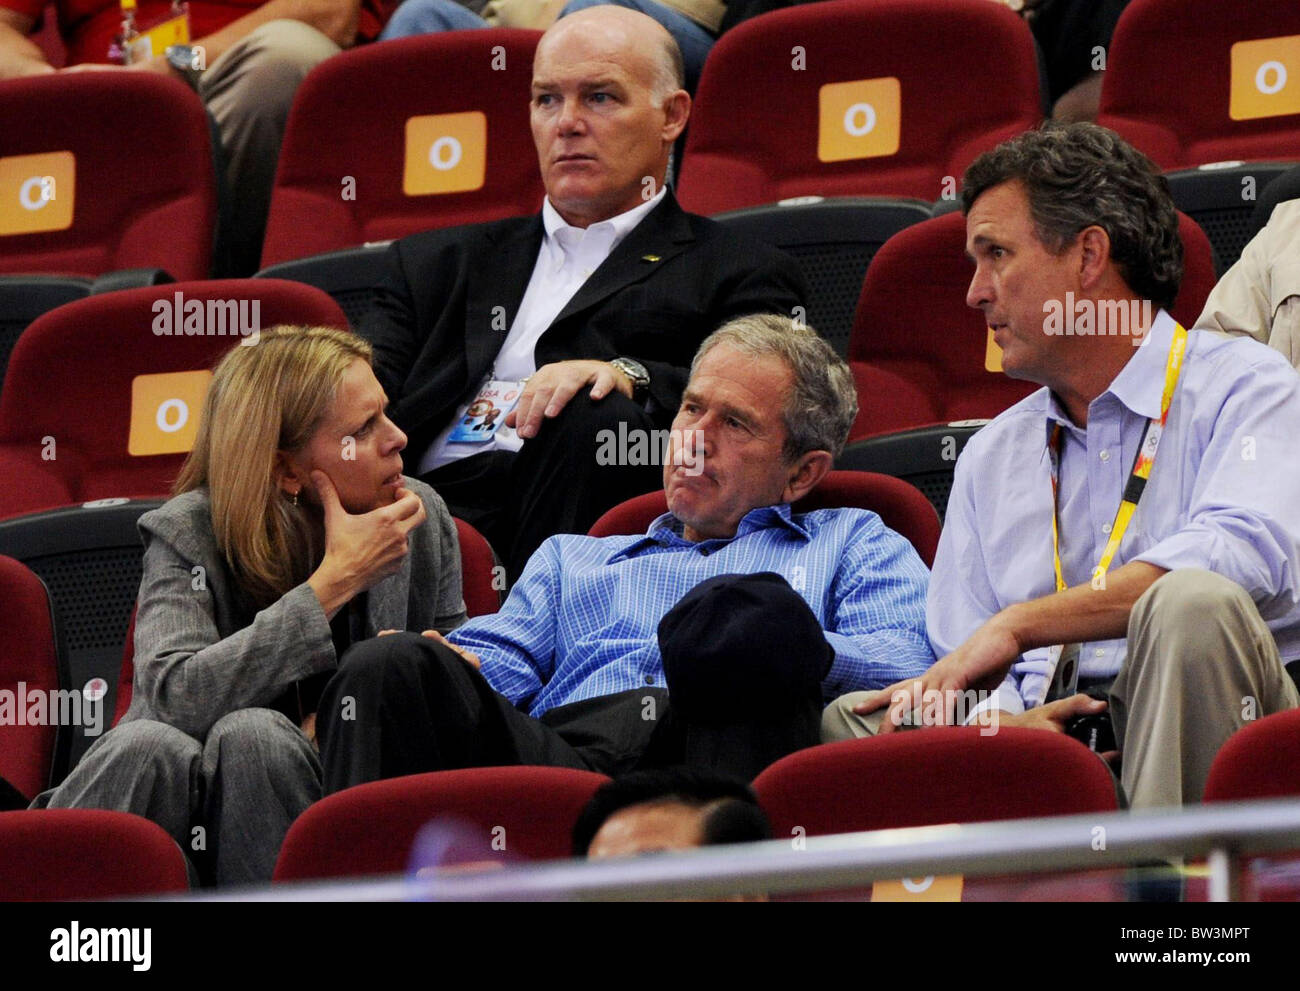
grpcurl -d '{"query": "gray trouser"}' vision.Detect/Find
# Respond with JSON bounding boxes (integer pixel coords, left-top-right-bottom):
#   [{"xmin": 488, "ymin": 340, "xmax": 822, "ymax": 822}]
[
  {"xmin": 198, "ymin": 20, "xmax": 341, "ymax": 273},
  {"xmin": 822, "ymin": 569, "xmax": 1300, "ymax": 809},
  {"xmin": 32, "ymin": 708, "xmax": 321, "ymax": 886}
]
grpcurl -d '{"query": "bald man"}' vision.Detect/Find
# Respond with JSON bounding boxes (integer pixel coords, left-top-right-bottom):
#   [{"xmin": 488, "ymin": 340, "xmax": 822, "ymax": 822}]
[{"xmin": 360, "ymin": 6, "xmax": 804, "ymax": 579}]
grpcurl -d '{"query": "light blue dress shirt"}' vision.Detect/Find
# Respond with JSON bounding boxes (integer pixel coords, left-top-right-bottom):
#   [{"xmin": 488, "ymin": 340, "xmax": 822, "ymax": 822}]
[
  {"xmin": 929, "ymin": 310, "xmax": 1300, "ymax": 714},
  {"xmin": 449, "ymin": 503, "xmax": 935, "ymax": 718}
]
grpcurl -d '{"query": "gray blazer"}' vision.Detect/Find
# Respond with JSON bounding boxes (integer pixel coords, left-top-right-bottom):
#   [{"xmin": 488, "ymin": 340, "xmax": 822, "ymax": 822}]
[{"xmin": 121, "ymin": 477, "xmax": 466, "ymax": 740}]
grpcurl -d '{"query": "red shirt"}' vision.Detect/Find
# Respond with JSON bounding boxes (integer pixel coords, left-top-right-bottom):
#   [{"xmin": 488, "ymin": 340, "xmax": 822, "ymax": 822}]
[{"xmin": 5, "ymin": 0, "xmax": 395, "ymax": 66}]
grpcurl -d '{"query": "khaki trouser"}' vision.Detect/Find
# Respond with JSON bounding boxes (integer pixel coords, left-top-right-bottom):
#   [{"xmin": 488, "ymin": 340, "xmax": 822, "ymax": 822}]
[
  {"xmin": 198, "ymin": 20, "xmax": 342, "ymax": 273},
  {"xmin": 822, "ymin": 570, "xmax": 1300, "ymax": 809}
]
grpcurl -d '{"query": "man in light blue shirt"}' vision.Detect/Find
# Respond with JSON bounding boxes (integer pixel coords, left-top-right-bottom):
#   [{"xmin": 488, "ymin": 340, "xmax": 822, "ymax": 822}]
[
  {"xmin": 827, "ymin": 123, "xmax": 1300, "ymax": 808},
  {"xmin": 320, "ymin": 314, "xmax": 934, "ymax": 789}
]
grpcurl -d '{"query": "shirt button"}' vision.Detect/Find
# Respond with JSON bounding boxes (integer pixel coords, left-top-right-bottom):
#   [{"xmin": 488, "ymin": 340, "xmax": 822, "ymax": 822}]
[
  {"xmin": 699, "ymin": 547, "xmax": 710, "ymax": 556},
  {"xmin": 1102, "ymin": 523, "xmax": 1112, "ymax": 533},
  {"xmin": 644, "ymin": 675, "xmax": 655, "ymax": 685},
  {"xmin": 1094, "ymin": 648, "xmax": 1105, "ymax": 656},
  {"xmin": 1099, "ymin": 450, "xmax": 1111, "ymax": 462}
]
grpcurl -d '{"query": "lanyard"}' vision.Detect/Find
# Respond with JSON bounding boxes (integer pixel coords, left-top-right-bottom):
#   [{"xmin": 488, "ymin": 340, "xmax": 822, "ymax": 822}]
[{"xmin": 1042, "ymin": 320, "xmax": 1188, "ymax": 702}]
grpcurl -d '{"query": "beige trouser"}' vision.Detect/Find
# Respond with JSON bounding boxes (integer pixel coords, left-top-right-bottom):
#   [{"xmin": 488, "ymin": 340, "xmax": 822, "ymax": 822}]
[
  {"xmin": 822, "ymin": 570, "xmax": 1300, "ymax": 810},
  {"xmin": 198, "ymin": 20, "xmax": 342, "ymax": 273}
]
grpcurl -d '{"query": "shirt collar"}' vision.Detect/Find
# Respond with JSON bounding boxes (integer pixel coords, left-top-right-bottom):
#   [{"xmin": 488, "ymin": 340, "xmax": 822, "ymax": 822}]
[
  {"xmin": 541, "ymin": 186, "xmax": 667, "ymax": 254},
  {"xmin": 607, "ymin": 502, "xmax": 812, "ymax": 562},
  {"xmin": 1103, "ymin": 307, "xmax": 1176, "ymax": 421},
  {"xmin": 1042, "ymin": 307, "xmax": 1176, "ymax": 438}
]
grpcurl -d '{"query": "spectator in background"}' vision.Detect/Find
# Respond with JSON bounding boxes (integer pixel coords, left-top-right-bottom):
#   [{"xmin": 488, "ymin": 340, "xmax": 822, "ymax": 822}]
[
  {"xmin": 361, "ymin": 6, "xmax": 804, "ymax": 581},
  {"xmin": 379, "ymin": 0, "xmax": 718, "ymax": 93},
  {"xmin": 1023, "ymin": 0, "xmax": 1130, "ymax": 122},
  {"xmin": 572, "ymin": 767, "xmax": 771, "ymax": 858},
  {"xmin": 0, "ymin": 0, "xmax": 397, "ymax": 274},
  {"xmin": 1194, "ymin": 198, "xmax": 1300, "ymax": 369}
]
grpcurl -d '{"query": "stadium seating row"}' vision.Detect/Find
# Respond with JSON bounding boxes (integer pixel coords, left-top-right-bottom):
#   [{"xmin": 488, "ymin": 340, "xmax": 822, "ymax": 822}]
[
  {"xmin": 0, "ymin": 501, "xmax": 501, "ymax": 783},
  {"xmin": 2, "ymin": 0, "xmax": 1299, "ymax": 902},
  {"xmin": 0, "ymin": 199, "xmax": 1222, "ymax": 527},
  {"xmin": 0, "ymin": 203, "xmax": 1229, "ymax": 759},
  {"xmin": 2, "ymin": 0, "xmax": 1297, "ymax": 284},
  {"xmin": 0, "ymin": 470, "xmax": 935, "ymax": 788},
  {"xmin": 4, "ymin": 703, "xmax": 1299, "ymax": 899}
]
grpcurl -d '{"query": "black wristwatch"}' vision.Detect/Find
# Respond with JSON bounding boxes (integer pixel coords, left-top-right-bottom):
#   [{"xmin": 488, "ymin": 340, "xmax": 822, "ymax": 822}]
[{"xmin": 609, "ymin": 357, "xmax": 650, "ymax": 402}]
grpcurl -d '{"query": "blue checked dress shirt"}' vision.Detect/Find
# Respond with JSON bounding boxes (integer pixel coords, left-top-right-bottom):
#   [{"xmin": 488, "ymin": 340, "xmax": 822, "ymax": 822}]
[
  {"xmin": 930, "ymin": 310, "xmax": 1300, "ymax": 715},
  {"xmin": 449, "ymin": 502, "xmax": 935, "ymax": 718}
]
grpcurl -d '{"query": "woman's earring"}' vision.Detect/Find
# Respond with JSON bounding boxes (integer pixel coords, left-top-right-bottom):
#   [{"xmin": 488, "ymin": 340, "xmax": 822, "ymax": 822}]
[{"xmin": 290, "ymin": 488, "xmax": 299, "ymax": 507}]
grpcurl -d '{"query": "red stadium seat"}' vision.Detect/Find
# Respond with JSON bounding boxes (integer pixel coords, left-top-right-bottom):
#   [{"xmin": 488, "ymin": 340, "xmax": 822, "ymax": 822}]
[
  {"xmin": 1201, "ymin": 709, "xmax": 1300, "ymax": 903},
  {"xmin": 0, "ymin": 556, "xmax": 59, "ymax": 801},
  {"xmin": 454, "ymin": 517, "xmax": 503, "ymax": 619},
  {"xmin": 587, "ymin": 469, "xmax": 940, "ymax": 567},
  {"xmin": 753, "ymin": 728, "xmax": 1118, "ymax": 838},
  {"xmin": 0, "ymin": 500, "xmax": 162, "ymax": 780},
  {"xmin": 0, "ymin": 280, "xmax": 347, "ymax": 520},
  {"xmin": 274, "ymin": 765, "xmax": 609, "ymax": 881},
  {"xmin": 1096, "ymin": 0, "xmax": 1300, "ymax": 170},
  {"xmin": 835, "ymin": 421, "xmax": 986, "ymax": 525},
  {"xmin": 0, "ymin": 72, "xmax": 215, "ymax": 280},
  {"xmin": 0, "ymin": 809, "xmax": 189, "ymax": 899},
  {"xmin": 847, "ymin": 210, "xmax": 1034, "ymax": 439},
  {"xmin": 1172, "ymin": 210, "xmax": 1220, "ymax": 321},
  {"xmin": 261, "ymin": 29, "xmax": 545, "ymax": 267},
  {"xmin": 1203, "ymin": 708, "xmax": 1300, "ymax": 802},
  {"xmin": 846, "ymin": 210, "xmax": 1219, "ymax": 441},
  {"xmin": 675, "ymin": 0, "xmax": 1043, "ymax": 214}
]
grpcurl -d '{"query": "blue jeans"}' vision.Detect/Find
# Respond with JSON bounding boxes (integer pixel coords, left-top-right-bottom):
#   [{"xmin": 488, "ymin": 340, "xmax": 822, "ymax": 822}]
[
  {"xmin": 380, "ymin": 0, "xmax": 488, "ymax": 35},
  {"xmin": 379, "ymin": 0, "xmax": 715, "ymax": 92}
]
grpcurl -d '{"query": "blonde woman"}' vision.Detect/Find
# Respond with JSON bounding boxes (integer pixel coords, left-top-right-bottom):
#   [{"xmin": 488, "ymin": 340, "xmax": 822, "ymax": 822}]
[{"xmin": 35, "ymin": 326, "xmax": 466, "ymax": 885}]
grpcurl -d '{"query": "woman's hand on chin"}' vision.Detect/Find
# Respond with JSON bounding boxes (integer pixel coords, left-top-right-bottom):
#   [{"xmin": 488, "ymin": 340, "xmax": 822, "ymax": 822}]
[{"xmin": 307, "ymin": 470, "xmax": 428, "ymax": 617}]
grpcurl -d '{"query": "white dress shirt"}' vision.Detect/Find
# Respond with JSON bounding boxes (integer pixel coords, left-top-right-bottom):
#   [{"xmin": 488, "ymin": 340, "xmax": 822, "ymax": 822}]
[{"xmin": 420, "ymin": 187, "xmax": 667, "ymax": 473}]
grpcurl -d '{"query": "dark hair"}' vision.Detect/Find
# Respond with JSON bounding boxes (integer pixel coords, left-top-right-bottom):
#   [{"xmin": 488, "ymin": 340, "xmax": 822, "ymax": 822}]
[
  {"xmin": 571, "ymin": 767, "xmax": 772, "ymax": 856},
  {"xmin": 961, "ymin": 121, "xmax": 1183, "ymax": 310}
]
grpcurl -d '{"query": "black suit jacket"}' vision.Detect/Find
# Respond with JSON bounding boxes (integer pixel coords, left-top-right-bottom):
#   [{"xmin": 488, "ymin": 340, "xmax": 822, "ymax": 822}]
[{"xmin": 360, "ymin": 193, "xmax": 807, "ymax": 461}]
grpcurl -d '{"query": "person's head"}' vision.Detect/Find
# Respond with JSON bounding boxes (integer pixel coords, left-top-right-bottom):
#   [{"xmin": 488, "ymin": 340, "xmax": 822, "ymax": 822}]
[
  {"xmin": 531, "ymin": 5, "xmax": 689, "ymax": 228},
  {"xmin": 176, "ymin": 325, "xmax": 407, "ymax": 604},
  {"xmin": 572, "ymin": 768, "xmax": 771, "ymax": 859},
  {"xmin": 664, "ymin": 314, "xmax": 857, "ymax": 542},
  {"xmin": 960, "ymin": 122, "xmax": 1183, "ymax": 387}
]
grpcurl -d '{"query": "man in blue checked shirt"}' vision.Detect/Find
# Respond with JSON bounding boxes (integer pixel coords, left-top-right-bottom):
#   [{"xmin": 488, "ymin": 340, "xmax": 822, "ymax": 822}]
[
  {"xmin": 827, "ymin": 123, "xmax": 1300, "ymax": 809},
  {"xmin": 318, "ymin": 314, "xmax": 934, "ymax": 788}
]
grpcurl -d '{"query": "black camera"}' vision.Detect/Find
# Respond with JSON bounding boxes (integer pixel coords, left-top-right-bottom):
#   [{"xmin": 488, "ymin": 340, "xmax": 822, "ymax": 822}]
[
  {"xmin": 1065, "ymin": 711, "xmax": 1116, "ymax": 753},
  {"xmin": 1064, "ymin": 685, "xmax": 1116, "ymax": 753}
]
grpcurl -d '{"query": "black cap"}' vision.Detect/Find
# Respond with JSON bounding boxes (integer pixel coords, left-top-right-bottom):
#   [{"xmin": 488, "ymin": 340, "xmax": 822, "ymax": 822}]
[{"xmin": 656, "ymin": 572, "xmax": 834, "ymax": 722}]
